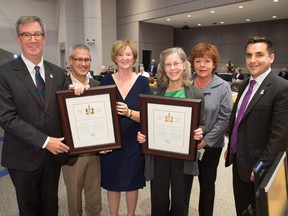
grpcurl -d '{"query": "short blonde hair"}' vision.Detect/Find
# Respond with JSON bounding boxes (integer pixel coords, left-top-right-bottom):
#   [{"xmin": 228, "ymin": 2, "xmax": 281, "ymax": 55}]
[{"xmin": 111, "ymin": 40, "xmax": 138, "ymax": 65}]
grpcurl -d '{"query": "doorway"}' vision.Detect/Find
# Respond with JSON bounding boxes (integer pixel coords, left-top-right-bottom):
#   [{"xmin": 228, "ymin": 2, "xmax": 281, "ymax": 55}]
[{"xmin": 142, "ymin": 50, "xmax": 151, "ymax": 72}]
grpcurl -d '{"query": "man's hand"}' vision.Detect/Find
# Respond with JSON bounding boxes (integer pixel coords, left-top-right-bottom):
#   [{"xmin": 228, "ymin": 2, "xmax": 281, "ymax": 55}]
[
  {"xmin": 250, "ymin": 172, "xmax": 255, "ymax": 182},
  {"xmin": 46, "ymin": 137, "xmax": 70, "ymax": 155},
  {"xmin": 69, "ymin": 83, "xmax": 90, "ymax": 96},
  {"xmin": 99, "ymin": 150, "xmax": 112, "ymax": 154},
  {"xmin": 224, "ymin": 149, "xmax": 228, "ymax": 160}
]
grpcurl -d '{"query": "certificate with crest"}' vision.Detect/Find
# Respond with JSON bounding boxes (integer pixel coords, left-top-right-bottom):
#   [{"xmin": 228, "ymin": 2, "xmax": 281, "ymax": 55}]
[
  {"xmin": 140, "ymin": 94, "xmax": 201, "ymax": 160},
  {"xmin": 56, "ymin": 85, "xmax": 122, "ymax": 155}
]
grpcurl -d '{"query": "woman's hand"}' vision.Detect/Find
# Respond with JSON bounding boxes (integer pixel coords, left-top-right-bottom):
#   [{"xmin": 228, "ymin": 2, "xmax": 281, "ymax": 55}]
[
  {"xmin": 197, "ymin": 139, "xmax": 207, "ymax": 149},
  {"xmin": 116, "ymin": 101, "xmax": 130, "ymax": 117},
  {"xmin": 194, "ymin": 127, "xmax": 203, "ymax": 140},
  {"xmin": 69, "ymin": 83, "xmax": 90, "ymax": 96},
  {"xmin": 137, "ymin": 131, "xmax": 146, "ymax": 144}
]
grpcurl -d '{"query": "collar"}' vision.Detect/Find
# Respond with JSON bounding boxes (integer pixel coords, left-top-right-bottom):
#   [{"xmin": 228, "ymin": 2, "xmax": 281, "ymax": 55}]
[
  {"xmin": 70, "ymin": 73, "xmax": 89, "ymax": 86},
  {"xmin": 250, "ymin": 68, "xmax": 271, "ymax": 86},
  {"xmin": 21, "ymin": 53, "xmax": 44, "ymax": 75}
]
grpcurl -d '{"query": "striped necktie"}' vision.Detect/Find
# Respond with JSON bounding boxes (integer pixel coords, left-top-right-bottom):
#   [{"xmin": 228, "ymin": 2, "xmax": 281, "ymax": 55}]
[{"xmin": 35, "ymin": 66, "xmax": 45, "ymax": 105}]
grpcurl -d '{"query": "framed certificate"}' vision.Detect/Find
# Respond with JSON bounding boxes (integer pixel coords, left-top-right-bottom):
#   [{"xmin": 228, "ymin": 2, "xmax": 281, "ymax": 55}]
[
  {"xmin": 140, "ymin": 94, "xmax": 201, "ymax": 161},
  {"xmin": 56, "ymin": 85, "xmax": 122, "ymax": 155}
]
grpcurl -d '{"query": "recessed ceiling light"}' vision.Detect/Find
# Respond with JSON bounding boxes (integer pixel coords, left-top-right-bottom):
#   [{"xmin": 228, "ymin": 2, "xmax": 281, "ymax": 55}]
[
  {"xmin": 167, "ymin": 18, "xmax": 171, "ymax": 21},
  {"xmin": 272, "ymin": 15, "xmax": 277, "ymax": 19},
  {"xmin": 210, "ymin": 11, "xmax": 215, "ymax": 14},
  {"xmin": 187, "ymin": 15, "xmax": 191, "ymax": 18},
  {"xmin": 198, "ymin": 23, "xmax": 202, "ymax": 26},
  {"xmin": 238, "ymin": 6, "xmax": 244, "ymax": 9},
  {"xmin": 246, "ymin": 18, "xmax": 250, "ymax": 22},
  {"xmin": 273, "ymin": 0, "xmax": 279, "ymax": 2},
  {"xmin": 220, "ymin": 21, "xmax": 224, "ymax": 24}
]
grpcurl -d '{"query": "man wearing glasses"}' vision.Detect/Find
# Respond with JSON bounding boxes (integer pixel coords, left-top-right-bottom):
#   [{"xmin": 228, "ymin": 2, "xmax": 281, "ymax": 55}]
[
  {"xmin": 62, "ymin": 44, "xmax": 102, "ymax": 216},
  {"xmin": 0, "ymin": 16, "xmax": 70, "ymax": 215}
]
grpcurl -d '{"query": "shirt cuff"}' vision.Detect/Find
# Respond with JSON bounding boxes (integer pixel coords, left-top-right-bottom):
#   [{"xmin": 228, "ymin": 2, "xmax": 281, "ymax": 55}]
[{"xmin": 42, "ymin": 136, "xmax": 50, "ymax": 149}]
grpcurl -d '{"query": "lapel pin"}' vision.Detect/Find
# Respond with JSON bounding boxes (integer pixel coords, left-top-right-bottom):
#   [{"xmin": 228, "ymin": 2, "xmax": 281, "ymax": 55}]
[
  {"xmin": 50, "ymin": 74, "xmax": 53, "ymax": 79},
  {"xmin": 260, "ymin": 90, "xmax": 265, "ymax": 95}
]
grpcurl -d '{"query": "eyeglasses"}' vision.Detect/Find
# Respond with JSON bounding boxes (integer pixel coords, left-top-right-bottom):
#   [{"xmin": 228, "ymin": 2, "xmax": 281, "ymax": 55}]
[
  {"xmin": 18, "ymin": 32, "xmax": 44, "ymax": 40},
  {"xmin": 164, "ymin": 62, "xmax": 183, "ymax": 69},
  {"xmin": 71, "ymin": 57, "xmax": 92, "ymax": 63}
]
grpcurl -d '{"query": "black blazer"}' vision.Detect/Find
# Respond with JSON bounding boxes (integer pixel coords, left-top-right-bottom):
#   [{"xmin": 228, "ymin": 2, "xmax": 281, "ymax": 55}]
[
  {"xmin": 225, "ymin": 72, "xmax": 288, "ymax": 182},
  {"xmin": 232, "ymin": 73, "xmax": 244, "ymax": 80},
  {"xmin": 0, "ymin": 57, "xmax": 66, "ymax": 171},
  {"xmin": 148, "ymin": 63, "xmax": 158, "ymax": 76}
]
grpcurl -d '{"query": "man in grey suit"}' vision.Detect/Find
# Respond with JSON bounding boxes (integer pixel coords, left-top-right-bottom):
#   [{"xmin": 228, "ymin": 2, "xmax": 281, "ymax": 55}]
[
  {"xmin": 0, "ymin": 16, "xmax": 69, "ymax": 215},
  {"xmin": 225, "ymin": 36, "xmax": 288, "ymax": 215}
]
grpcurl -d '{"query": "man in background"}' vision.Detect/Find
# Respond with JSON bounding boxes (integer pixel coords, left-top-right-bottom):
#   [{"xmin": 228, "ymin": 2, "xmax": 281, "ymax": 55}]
[
  {"xmin": 225, "ymin": 36, "xmax": 288, "ymax": 215},
  {"xmin": 148, "ymin": 58, "xmax": 158, "ymax": 77},
  {"xmin": 100, "ymin": 65, "xmax": 108, "ymax": 76},
  {"xmin": 278, "ymin": 67, "xmax": 288, "ymax": 80},
  {"xmin": 139, "ymin": 65, "xmax": 150, "ymax": 77},
  {"xmin": 0, "ymin": 16, "xmax": 69, "ymax": 215},
  {"xmin": 62, "ymin": 44, "xmax": 102, "ymax": 216}
]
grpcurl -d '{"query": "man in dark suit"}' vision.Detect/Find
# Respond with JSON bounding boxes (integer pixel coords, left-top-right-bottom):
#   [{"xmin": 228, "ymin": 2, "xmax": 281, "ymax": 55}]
[
  {"xmin": 0, "ymin": 16, "xmax": 69, "ymax": 215},
  {"xmin": 148, "ymin": 58, "xmax": 158, "ymax": 77},
  {"xmin": 61, "ymin": 44, "xmax": 102, "ymax": 216},
  {"xmin": 225, "ymin": 36, "xmax": 288, "ymax": 215}
]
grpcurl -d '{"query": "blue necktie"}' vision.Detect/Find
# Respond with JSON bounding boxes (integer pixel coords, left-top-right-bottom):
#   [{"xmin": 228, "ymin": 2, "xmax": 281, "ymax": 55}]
[
  {"xmin": 35, "ymin": 66, "xmax": 45, "ymax": 106},
  {"xmin": 231, "ymin": 80, "xmax": 256, "ymax": 153}
]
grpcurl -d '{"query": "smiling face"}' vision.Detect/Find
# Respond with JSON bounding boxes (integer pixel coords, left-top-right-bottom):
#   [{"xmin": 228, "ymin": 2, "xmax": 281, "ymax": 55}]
[
  {"xmin": 115, "ymin": 46, "xmax": 134, "ymax": 70},
  {"xmin": 16, "ymin": 21, "xmax": 45, "ymax": 64},
  {"xmin": 246, "ymin": 42, "xmax": 275, "ymax": 79},
  {"xmin": 69, "ymin": 48, "xmax": 91, "ymax": 81},
  {"xmin": 164, "ymin": 53, "xmax": 186, "ymax": 83},
  {"xmin": 193, "ymin": 55, "xmax": 215, "ymax": 78}
]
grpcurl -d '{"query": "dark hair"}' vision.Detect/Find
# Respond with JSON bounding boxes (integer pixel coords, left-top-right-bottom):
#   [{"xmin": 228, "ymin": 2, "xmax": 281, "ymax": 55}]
[
  {"xmin": 188, "ymin": 42, "xmax": 220, "ymax": 73},
  {"xmin": 245, "ymin": 36, "xmax": 274, "ymax": 55},
  {"xmin": 16, "ymin": 16, "xmax": 45, "ymax": 36}
]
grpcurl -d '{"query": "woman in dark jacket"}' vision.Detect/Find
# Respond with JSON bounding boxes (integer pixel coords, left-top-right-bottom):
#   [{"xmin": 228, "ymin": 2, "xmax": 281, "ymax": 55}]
[{"xmin": 137, "ymin": 47, "xmax": 206, "ymax": 216}]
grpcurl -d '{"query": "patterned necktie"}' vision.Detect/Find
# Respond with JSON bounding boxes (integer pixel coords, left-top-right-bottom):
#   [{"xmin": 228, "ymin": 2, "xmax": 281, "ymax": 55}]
[
  {"xmin": 35, "ymin": 66, "xmax": 45, "ymax": 105},
  {"xmin": 231, "ymin": 80, "xmax": 256, "ymax": 153}
]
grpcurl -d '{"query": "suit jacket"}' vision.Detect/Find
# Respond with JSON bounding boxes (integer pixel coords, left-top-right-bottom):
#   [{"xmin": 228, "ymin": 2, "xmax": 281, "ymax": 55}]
[
  {"xmin": 225, "ymin": 72, "xmax": 288, "ymax": 182},
  {"xmin": 0, "ymin": 57, "xmax": 66, "ymax": 171},
  {"xmin": 64, "ymin": 75, "xmax": 100, "ymax": 166},
  {"xmin": 148, "ymin": 63, "xmax": 158, "ymax": 76},
  {"xmin": 232, "ymin": 73, "xmax": 244, "ymax": 80}
]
